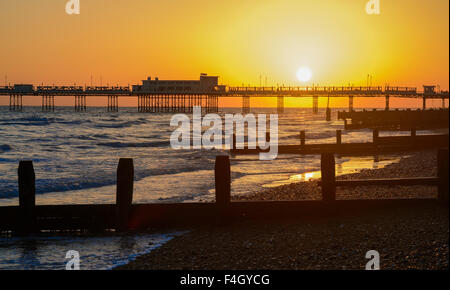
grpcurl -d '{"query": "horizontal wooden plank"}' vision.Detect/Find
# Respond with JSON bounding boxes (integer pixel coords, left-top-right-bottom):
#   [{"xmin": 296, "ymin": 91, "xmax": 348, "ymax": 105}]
[
  {"xmin": 0, "ymin": 198, "xmax": 440, "ymax": 232},
  {"xmin": 233, "ymin": 137, "xmax": 448, "ymax": 155}
]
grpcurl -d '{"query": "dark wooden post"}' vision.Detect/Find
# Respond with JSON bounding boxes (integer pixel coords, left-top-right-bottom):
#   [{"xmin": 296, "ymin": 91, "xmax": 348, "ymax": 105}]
[
  {"xmin": 215, "ymin": 156, "xmax": 231, "ymax": 205},
  {"xmin": 437, "ymin": 149, "xmax": 449, "ymax": 204},
  {"xmin": 18, "ymin": 161, "xmax": 36, "ymax": 235},
  {"xmin": 321, "ymin": 153, "xmax": 336, "ymax": 202},
  {"xmin": 336, "ymin": 130, "xmax": 342, "ymax": 145},
  {"xmin": 116, "ymin": 158, "xmax": 134, "ymax": 232},
  {"xmin": 411, "ymin": 128, "xmax": 416, "ymax": 138},
  {"xmin": 300, "ymin": 131, "xmax": 306, "ymax": 148},
  {"xmin": 373, "ymin": 129, "xmax": 379, "ymax": 145},
  {"xmin": 232, "ymin": 133, "xmax": 237, "ymax": 152},
  {"xmin": 326, "ymin": 108, "xmax": 331, "ymax": 121}
]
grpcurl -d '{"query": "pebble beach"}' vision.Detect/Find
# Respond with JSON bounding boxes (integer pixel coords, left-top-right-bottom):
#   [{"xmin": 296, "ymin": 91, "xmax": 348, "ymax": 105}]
[{"xmin": 118, "ymin": 150, "xmax": 448, "ymax": 270}]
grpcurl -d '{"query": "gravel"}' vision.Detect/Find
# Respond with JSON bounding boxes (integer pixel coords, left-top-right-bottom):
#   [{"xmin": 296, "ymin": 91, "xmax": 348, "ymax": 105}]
[{"xmin": 117, "ymin": 150, "xmax": 448, "ymax": 270}]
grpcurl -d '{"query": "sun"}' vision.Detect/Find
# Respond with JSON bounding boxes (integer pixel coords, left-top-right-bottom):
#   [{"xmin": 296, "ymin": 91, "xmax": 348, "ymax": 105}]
[{"xmin": 296, "ymin": 67, "xmax": 312, "ymax": 83}]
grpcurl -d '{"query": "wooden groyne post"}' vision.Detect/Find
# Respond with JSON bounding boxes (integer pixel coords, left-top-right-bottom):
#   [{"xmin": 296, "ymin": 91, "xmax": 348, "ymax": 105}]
[
  {"xmin": 373, "ymin": 129, "xmax": 379, "ymax": 146},
  {"xmin": 320, "ymin": 153, "xmax": 336, "ymax": 202},
  {"xmin": 231, "ymin": 133, "xmax": 237, "ymax": 152},
  {"xmin": 438, "ymin": 148, "xmax": 449, "ymax": 204},
  {"xmin": 326, "ymin": 108, "xmax": 332, "ymax": 121},
  {"xmin": 336, "ymin": 130, "xmax": 342, "ymax": 145},
  {"xmin": 300, "ymin": 131, "xmax": 306, "ymax": 149},
  {"xmin": 18, "ymin": 161, "xmax": 36, "ymax": 235},
  {"xmin": 116, "ymin": 158, "xmax": 134, "ymax": 232},
  {"xmin": 215, "ymin": 156, "xmax": 231, "ymax": 205}
]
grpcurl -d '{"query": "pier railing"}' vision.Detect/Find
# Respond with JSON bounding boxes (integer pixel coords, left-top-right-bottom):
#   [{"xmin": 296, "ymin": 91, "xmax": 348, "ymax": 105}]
[
  {"xmin": 228, "ymin": 86, "xmax": 385, "ymax": 94},
  {"xmin": 0, "ymin": 148, "xmax": 448, "ymax": 235}
]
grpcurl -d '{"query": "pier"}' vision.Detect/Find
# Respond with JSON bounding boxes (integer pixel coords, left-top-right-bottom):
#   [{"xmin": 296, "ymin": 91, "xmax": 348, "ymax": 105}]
[{"xmin": 0, "ymin": 75, "xmax": 448, "ymax": 114}]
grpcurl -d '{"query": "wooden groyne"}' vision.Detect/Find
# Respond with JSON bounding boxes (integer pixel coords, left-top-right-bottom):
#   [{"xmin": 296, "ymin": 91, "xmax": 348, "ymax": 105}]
[
  {"xmin": 337, "ymin": 108, "xmax": 449, "ymax": 130},
  {"xmin": 0, "ymin": 149, "xmax": 448, "ymax": 235},
  {"xmin": 231, "ymin": 129, "xmax": 449, "ymax": 155}
]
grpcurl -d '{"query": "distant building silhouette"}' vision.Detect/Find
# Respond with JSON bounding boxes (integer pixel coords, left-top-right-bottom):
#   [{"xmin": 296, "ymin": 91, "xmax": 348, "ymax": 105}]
[
  {"xmin": 132, "ymin": 73, "xmax": 226, "ymax": 94},
  {"xmin": 423, "ymin": 85, "xmax": 436, "ymax": 95}
]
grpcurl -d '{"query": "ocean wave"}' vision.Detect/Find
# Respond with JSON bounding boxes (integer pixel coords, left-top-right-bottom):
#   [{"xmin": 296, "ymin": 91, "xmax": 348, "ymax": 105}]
[
  {"xmin": 0, "ymin": 161, "xmax": 215, "ymax": 200},
  {"xmin": 97, "ymin": 141, "xmax": 169, "ymax": 148},
  {"xmin": 94, "ymin": 119, "xmax": 148, "ymax": 129},
  {"xmin": 0, "ymin": 116, "xmax": 89, "ymax": 127}
]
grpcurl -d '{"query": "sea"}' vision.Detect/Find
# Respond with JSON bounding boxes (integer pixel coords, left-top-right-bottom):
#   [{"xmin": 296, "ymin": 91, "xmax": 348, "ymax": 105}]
[{"xmin": 0, "ymin": 105, "xmax": 447, "ymax": 269}]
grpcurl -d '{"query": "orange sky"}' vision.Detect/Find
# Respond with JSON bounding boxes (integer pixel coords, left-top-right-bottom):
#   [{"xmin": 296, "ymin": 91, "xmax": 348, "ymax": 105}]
[{"xmin": 0, "ymin": 0, "xmax": 448, "ymax": 107}]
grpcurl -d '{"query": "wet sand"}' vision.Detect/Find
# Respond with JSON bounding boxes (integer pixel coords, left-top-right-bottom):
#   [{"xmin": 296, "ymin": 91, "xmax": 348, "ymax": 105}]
[{"xmin": 118, "ymin": 150, "xmax": 448, "ymax": 270}]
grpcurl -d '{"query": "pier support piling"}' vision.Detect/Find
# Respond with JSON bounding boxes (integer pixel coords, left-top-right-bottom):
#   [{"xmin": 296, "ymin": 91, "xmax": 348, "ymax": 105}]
[
  {"xmin": 107, "ymin": 95, "xmax": 118, "ymax": 112},
  {"xmin": 9, "ymin": 94, "xmax": 23, "ymax": 111},
  {"xmin": 277, "ymin": 96, "xmax": 285, "ymax": 114},
  {"xmin": 321, "ymin": 153, "xmax": 336, "ymax": 202},
  {"xmin": 116, "ymin": 158, "xmax": 134, "ymax": 232},
  {"xmin": 385, "ymin": 95, "xmax": 390, "ymax": 111},
  {"xmin": 312, "ymin": 95, "xmax": 319, "ymax": 114},
  {"xmin": 138, "ymin": 95, "xmax": 145, "ymax": 112},
  {"xmin": 423, "ymin": 97, "xmax": 427, "ymax": 110},
  {"xmin": 42, "ymin": 94, "xmax": 55, "ymax": 112},
  {"xmin": 242, "ymin": 96, "xmax": 250, "ymax": 114},
  {"xmin": 74, "ymin": 95, "xmax": 86, "ymax": 112},
  {"xmin": 17, "ymin": 161, "xmax": 36, "ymax": 235},
  {"xmin": 137, "ymin": 94, "xmax": 217, "ymax": 113},
  {"xmin": 349, "ymin": 95, "xmax": 354, "ymax": 112}
]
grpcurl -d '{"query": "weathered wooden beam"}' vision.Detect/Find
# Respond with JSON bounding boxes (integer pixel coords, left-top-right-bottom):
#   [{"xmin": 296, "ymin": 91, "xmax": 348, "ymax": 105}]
[
  {"xmin": 336, "ymin": 130, "xmax": 342, "ymax": 145},
  {"xmin": 17, "ymin": 161, "xmax": 36, "ymax": 235},
  {"xmin": 232, "ymin": 135, "xmax": 448, "ymax": 155},
  {"xmin": 373, "ymin": 129, "xmax": 379, "ymax": 145},
  {"xmin": 116, "ymin": 158, "xmax": 134, "ymax": 232},
  {"xmin": 321, "ymin": 153, "xmax": 336, "ymax": 202},
  {"xmin": 300, "ymin": 131, "xmax": 306, "ymax": 148},
  {"xmin": 326, "ymin": 107, "xmax": 331, "ymax": 121},
  {"xmin": 438, "ymin": 148, "xmax": 449, "ymax": 204},
  {"xmin": 215, "ymin": 156, "xmax": 231, "ymax": 205},
  {"xmin": 2, "ymin": 199, "xmax": 441, "ymax": 232}
]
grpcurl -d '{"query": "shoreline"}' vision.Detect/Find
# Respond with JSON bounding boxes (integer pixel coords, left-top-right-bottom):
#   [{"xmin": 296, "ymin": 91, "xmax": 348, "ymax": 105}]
[
  {"xmin": 233, "ymin": 150, "xmax": 438, "ymax": 202},
  {"xmin": 118, "ymin": 149, "xmax": 448, "ymax": 270}
]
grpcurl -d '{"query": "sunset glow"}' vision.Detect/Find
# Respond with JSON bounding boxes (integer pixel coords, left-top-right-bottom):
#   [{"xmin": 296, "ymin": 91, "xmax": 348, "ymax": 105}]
[{"xmin": 0, "ymin": 0, "xmax": 448, "ymax": 107}]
